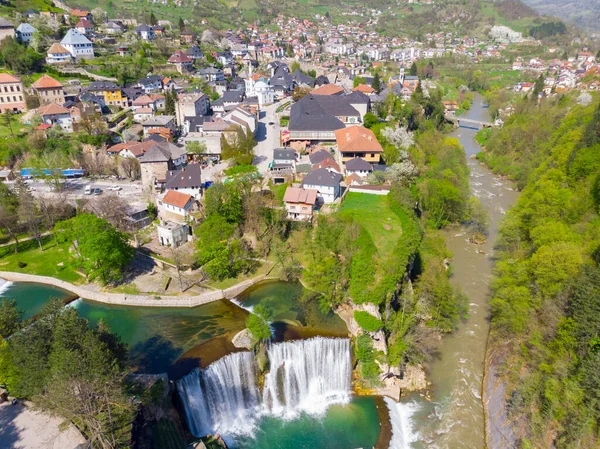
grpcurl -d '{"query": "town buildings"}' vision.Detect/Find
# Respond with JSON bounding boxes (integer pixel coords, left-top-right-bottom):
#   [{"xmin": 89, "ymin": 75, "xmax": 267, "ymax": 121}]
[{"xmin": 0, "ymin": 73, "xmax": 25, "ymax": 113}]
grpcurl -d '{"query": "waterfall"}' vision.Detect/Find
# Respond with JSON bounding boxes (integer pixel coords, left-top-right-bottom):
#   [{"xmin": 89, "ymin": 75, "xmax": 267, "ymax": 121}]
[
  {"xmin": 177, "ymin": 337, "xmax": 352, "ymax": 438},
  {"xmin": 262, "ymin": 337, "xmax": 351, "ymax": 417},
  {"xmin": 384, "ymin": 397, "xmax": 419, "ymax": 449},
  {"xmin": 0, "ymin": 279, "xmax": 13, "ymax": 295},
  {"xmin": 178, "ymin": 351, "xmax": 260, "ymax": 437}
]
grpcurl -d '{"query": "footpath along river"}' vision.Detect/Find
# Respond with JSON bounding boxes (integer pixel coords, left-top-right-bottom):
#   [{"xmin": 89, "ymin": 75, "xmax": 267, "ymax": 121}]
[{"xmin": 399, "ymin": 94, "xmax": 519, "ymax": 448}]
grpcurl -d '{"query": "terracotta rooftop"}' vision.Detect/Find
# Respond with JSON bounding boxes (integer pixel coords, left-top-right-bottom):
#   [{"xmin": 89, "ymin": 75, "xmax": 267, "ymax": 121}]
[
  {"xmin": 283, "ymin": 187, "xmax": 318, "ymax": 205},
  {"xmin": 33, "ymin": 74, "xmax": 63, "ymax": 89},
  {"xmin": 162, "ymin": 190, "xmax": 193, "ymax": 209},
  {"xmin": 0, "ymin": 73, "xmax": 20, "ymax": 84},
  {"xmin": 310, "ymin": 84, "xmax": 344, "ymax": 96},
  {"xmin": 47, "ymin": 42, "xmax": 70, "ymax": 54},
  {"xmin": 38, "ymin": 103, "xmax": 69, "ymax": 115},
  {"xmin": 335, "ymin": 126, "xmax": 383, "ymax": 154},
  {"xmin": 168, "ymin": 50, "xmax": 193, "ymax": 64},
  {"xmin": 352, "ymin": 84, "xmax": 375, "ymax": 94}
]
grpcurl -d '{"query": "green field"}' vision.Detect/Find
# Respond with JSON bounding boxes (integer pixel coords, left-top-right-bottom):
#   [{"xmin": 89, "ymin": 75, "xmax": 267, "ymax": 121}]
[
  {"xmin": 0, "ymin": 236, "xmax": 82, "ymax": 284},
  {"xmin": 340, "ymin": 192, "xmax": 403, "ymax": 262}
]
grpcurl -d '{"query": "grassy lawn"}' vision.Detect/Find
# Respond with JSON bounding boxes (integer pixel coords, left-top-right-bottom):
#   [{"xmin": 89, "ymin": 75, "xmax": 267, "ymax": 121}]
[
  {"xmin": 0, "ymin": 236, "xmax": 83, "ymax": 284},
  {"xmin": 270, "ymin": 183, "xmax": 288, "ymax": 203},
  {"xmin": 340, "ymin": 192, "xmax": 403, "ymax": 262}
]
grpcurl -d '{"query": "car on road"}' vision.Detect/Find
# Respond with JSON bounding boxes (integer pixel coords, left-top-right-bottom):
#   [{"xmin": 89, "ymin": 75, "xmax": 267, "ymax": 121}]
[
  {"xmin": 93, "ymin": 188, "xmax": 102, "ymax": 195},
  {"xmin": 85, "ymin": 185, "xmax": 93, "ymax": 195},
  {"xmin": 107, "ymin": 185, "xmax": 122, "ymax": 191}
]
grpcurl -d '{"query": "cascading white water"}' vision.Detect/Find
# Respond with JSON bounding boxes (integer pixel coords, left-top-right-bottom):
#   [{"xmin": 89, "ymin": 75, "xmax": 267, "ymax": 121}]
[
  {"xmin": 177, "ymin": 337, "xmax": 352, "ymax": 437},
  {"xmin": 384, "ymin": 397, "xmax": 419, "ymax": 449},
  {"xmin": 0, "ymin": 279, "xmax": 14, "ymax": 295},
  {"xmin": 178, "ymin": 351, "xmax": 260, "ymax": 437},
  {"xmin": 262, "ymin": 337, "xmax": 351, "ymax": 417}
]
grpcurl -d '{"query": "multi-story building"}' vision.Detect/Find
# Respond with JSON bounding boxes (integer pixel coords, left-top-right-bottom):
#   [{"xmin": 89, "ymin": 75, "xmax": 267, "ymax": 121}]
[
  {"xmin": 85, "ymin": 81, "xmax": 128, "ymax": 107},
  {"xmin": 175, "ymin": 92, "xmax": 208, "ymax": 127},
  {"xmin": 16, "ymin": 23, "xmax": 36, "ymax": 43},
  {"xmin": 0, "ymin": 17, "xmax": 14, "ymax": 41},
  {"xmin": 0, "ymin": 73, "xmax": 25, "ymax": 113},
  {"xmin": 60, "ymin": 29, "xmax": 94, "ymax": 60},
  {"xmin": 46, "ymin": 43, "xmax": 72, "ymax": 64},
  {"xmin": 32, "ymin": 75, "xmax": 66, "ymax": 106}
]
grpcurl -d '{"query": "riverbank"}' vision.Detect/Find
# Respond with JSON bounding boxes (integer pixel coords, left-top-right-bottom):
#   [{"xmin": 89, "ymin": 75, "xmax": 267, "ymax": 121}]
[{"xmin": 0, "ymin": 271, "xmax": 278, "ymax": 308}]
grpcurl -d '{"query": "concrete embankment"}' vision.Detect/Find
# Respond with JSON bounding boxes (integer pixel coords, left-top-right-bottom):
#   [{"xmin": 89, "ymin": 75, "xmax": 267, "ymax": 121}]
[{"xmin": 0, "ymin": 271, "xmax": 274, "ymax": 308}]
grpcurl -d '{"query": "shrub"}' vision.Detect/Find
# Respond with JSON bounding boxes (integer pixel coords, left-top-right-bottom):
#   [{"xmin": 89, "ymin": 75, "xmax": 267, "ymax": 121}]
[
  {"xmin": 354, "ymin": 311, "xmax": 383, "ymax": 332},
  {"xmin": 17, "ymin": 262, "xmax": 27, "ymax": 268}
]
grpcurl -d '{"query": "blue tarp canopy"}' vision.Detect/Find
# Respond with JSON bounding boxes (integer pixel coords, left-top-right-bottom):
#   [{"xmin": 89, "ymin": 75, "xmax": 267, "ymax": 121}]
[{"xmin": 20, "ymin": 168, "xmax": 85, "ymax": 178}]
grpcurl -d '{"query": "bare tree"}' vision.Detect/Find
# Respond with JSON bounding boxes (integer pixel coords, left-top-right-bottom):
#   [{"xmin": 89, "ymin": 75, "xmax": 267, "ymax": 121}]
[
  {"xmin": 38, "ymin": 193, "xmax": 75, "ymax": 238},
  {"xmin": 0, "ymin": 183, "xmax": 21, "ymax": 252},
  {"xmin": 85, "ymin": 194, "xmax": 132, "ymax": 232},
  {"xmin": 119, "ymin": 157, "xmax": 141, "ymax": 180},
  {"xmin": 169, "ymin": 246, "xmax": 194, "ymax": 292},
  {"xmin": 14, "ymin": 179, "xmax": 44, "ymax": 250}
]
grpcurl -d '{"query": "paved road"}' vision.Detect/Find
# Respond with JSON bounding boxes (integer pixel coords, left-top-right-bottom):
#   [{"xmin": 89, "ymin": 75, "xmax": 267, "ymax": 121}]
[{"xmin": 253, "ymin": 101, "xmax": 285, "ymax": 173}]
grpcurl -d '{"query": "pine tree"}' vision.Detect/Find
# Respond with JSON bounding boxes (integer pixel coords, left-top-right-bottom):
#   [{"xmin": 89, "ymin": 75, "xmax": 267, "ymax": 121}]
[
  {"xmin": 179, "ymin": 17, "xmax": 185, "ymax": 31},
  {"xmin": 533, "ymin": 74, "xmax": 545, "ymax": 98},
  {"xmin": 165, "ymin": 89, "xmax": 176, "ymax": 115},
  {"xmin": 149, "ymin": 12, "xmax": 157, "ymax": 26},
  {"xmin": 410, "ymin": 62, "xmax": 418, "ymax": 76},
  {"xmin": 372, "ymin": 72, "xmax": 381, "ymax": 93}
]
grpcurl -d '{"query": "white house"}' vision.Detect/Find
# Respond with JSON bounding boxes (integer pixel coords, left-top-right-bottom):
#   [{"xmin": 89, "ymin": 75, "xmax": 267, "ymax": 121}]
[
  {"xmin": 301, "ymin": 168, "xmax": 342, "ymax": 204},
  {"xmin": 38, "ymin": 103, "xmax": 73, "ymax": 132},
  {"xmin": 344, "ymin": 157, "xmax": 373, "ymax": 178},
  {"xmin": 46, "ymin": 42, "xmax": 72, "ymax": 64},
  {"xmin": 156, "ymin": 190, "xmax": 194, "ymax": 222},
  {"xmin": 60, "ymin": 29, "xmax": 94, "ymax": 60},
  {"xmin": 16, "ymin": 23, "xmax": 36, "ymax": 43},
  {"xmin": 135, "ymin": 24, "xmax": 155, "ymax": 41},
  {"xmin": 164, "ymin": 163, "xmax": 202, "ymax": 199}
]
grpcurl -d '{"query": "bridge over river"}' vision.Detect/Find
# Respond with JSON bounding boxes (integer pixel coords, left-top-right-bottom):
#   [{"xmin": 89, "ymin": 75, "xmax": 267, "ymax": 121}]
[{"xmin": 445, "ymin": 114, "xmax": 494, "ymax": 130}]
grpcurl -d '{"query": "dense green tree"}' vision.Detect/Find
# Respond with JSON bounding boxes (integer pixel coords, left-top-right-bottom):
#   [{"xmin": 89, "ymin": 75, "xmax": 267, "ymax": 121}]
[
  {"xmin": 149, "ymin": 12, "xmax": 157, "ymax": 25},
  {"xmin": 246, "ymin": 304, "xmax": 271, "ymax": 341},
  {"xmin": 409, "ymin": 62, "xmax": 418, "ymax": 76},
  {"xmin": 0, "ymin": 37, "xmax": 43, "ymax": 73},
  {"xmin": 179, "ymin": 17, "xmax": 185, "ymax": 31},
  {"xmin": 55, "ymin": 214, "xmax": 134, "ymax": 284},
  {"xmin": 8, "ymin": 300, "xmax": 134, "ymax": 447},
  {"xmin": 371, "ymin": 72, "xmax": 381, "ymax": 92},
  {"xmin": 220, "ymin": 126, "xmax": 256, "ymax": 165},
  {"xmin": 164, "ymin": 89, "xmax": 176, "ymax": 115},
  {"xmin": 0, "ymin": 182, "xmax": 21, "ymax": 252},
  {"xmin": 353, "ymin": 76, "xmax": 366, "ymax": 88},
  {"xmin": 362, "ymin": 112, "xmax": 379, "ymax": 129},
  {"xmin": 0, "ymin": 299, "xmax": 22, "ymax": 338},
  {"xmin": 532, "ymin": 74, "xmax": 545, "ymax": 98},
  {"xmin": 204, "ymin": 183, "xmax": 244, "ymax": 224}
]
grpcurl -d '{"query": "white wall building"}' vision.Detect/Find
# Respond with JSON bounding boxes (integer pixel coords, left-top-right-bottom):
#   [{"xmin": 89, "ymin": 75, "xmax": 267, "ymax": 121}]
[{"xmin": 60, "ymin": 29, "xmax": 94, "ymax": 60}]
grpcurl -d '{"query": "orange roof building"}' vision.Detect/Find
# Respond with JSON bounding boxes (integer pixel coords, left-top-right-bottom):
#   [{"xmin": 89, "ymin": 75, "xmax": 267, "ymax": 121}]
[
  {"xmin": 335, "ymin": 126, "xmax": 383, "ymax": 163},
  {"xmin": 0, "ymin": 73, "xmax": 25, "ymax": 113},
  {"xmin": 352, "ymin": 84, "xmax": 375, "ymax": 95},
  {"xmin": 32, "ymin": 75, "xmax": 65, "ymax": 105},
  {"xmin": 310, "ymin": 84, "xmax": 345, "ymax": 96}
]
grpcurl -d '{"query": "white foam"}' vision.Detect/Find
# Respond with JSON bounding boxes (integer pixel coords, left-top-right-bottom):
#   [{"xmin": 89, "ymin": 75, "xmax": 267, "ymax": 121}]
[
  {"xmin": 0, "ymin": 279, "xmax": 14, "ymax": 295},
  {"xmin": 385, "ymin": 397, "xmax": 419, "ymax": 449}
]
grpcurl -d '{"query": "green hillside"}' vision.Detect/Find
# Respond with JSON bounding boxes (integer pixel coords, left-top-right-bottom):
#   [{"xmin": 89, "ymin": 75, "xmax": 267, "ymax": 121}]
[{"xmin": 522, "ymin": 0, "xmax": 600, "ymax": 32}]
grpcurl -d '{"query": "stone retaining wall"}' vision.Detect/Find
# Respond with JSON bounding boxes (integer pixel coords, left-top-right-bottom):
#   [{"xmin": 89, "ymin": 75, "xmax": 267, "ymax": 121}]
[{"xmin": 0, "ymin": 271, "xmax": 272, "ymax": 308}]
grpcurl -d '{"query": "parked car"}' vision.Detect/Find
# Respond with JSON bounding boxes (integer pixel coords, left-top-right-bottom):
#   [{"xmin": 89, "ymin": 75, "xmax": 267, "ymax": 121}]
[
  {"xmin": 107, "ymin": 185, "xmax": 122, "ymax": 191},
  {"xmin": 93, "ymin": 188, "xmax": 102, "ymax": 195},
  {"xmin": 85, "ymin": 185, "xmax": 93, "ymax": 195}
]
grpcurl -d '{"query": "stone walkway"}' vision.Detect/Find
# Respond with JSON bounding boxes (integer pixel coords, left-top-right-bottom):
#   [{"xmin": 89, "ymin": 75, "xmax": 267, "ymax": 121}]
[
  {"xmin": 0, "ymin": 401, "xmax": 86, "ymax": 449},
  {"xmin": 0, "ymin": 271, "xmax": 275, "ymax": 307}
]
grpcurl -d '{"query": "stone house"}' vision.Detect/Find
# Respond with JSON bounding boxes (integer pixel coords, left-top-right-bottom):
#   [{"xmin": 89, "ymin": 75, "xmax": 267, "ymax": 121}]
[
  {"xmin": 32, "ymin": 75, "xmax": 66, "ymax": 105},
  {"xmin": 0, "ymin": 73, "xmax": 25, "ymax": 113},
  {"xmin": 139, "ymin": 141, "xmax": 186, "ymax": 188},
  {"xmin": 301, "ymin": 167, "xmax": 342, "ymax": 204}
]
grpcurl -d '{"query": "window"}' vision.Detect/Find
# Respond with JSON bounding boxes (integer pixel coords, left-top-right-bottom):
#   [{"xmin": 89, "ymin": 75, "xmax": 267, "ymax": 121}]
[{"xmin": 9, "ymin": 86, "xmax": 14, "ymax": 92}]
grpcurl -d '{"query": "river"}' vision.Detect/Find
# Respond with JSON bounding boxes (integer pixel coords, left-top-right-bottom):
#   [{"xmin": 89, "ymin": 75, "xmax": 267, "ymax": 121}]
[{"xmin": 403, "ymin": 94, "xmax": 519, "ymax": 448}]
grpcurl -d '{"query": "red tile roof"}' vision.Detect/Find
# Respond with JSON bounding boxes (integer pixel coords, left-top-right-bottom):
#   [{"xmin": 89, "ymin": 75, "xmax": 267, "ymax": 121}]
[
  {"xmin": 335, "ymin": 126, "xmax": 383, "ymax": 154},
  {"xmin": 283, "ymin": 187, "xmax": 317, "ymax": 205},
  {"xmin": 310, "ymin": 84, "xmax": 344, "ymax": 96},
  {"xmin": 0, "ymin": 73, "xmax": 21, "ymax": 84},
  {"xmin": 162, "ymin": 190, "xmax": 193, "ymax": 208},
  {"xmin": 38, "ymin": 103, "xmax": 69, "ymax": 115},
  {"xmin": 33, "ymin": 74, "xmax": 63, "ymax": 89}
]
